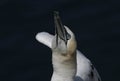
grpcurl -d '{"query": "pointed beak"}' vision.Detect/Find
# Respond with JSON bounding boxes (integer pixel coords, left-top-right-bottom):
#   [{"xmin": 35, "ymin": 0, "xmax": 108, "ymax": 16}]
[{"xmin": 54, "ymin": 11, "xmax": 68, "ymax": 44}]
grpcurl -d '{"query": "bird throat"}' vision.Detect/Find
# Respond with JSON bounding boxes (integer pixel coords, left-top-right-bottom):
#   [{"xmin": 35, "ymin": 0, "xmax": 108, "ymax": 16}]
[{"xmin": 51, "ymin": 51, "xmax": 77, "ymax": 81}]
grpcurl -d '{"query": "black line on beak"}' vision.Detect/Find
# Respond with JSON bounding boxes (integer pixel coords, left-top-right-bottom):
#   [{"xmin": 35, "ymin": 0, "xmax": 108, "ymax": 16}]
[{"xmin": 54, "ymin": 11, "xmax": 68, "ymax": 45}]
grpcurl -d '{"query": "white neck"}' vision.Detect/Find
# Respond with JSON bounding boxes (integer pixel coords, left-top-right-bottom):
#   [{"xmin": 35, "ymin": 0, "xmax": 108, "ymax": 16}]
[
  {"xmin": 51, "ymin": 73, "xmax": 74, "ymax": 81},
  {"xmin": 51, "ymin": 52, "xmax": 76, "ymax": 81}
]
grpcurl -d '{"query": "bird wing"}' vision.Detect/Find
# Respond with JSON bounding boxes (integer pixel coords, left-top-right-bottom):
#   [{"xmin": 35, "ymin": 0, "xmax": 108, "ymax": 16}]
[
  {"xmin": 76, "ymin": 50, "xmax": 101, "ymax": 81},
  {"xmin": 36, "ymin": 32, "xmax": 54, "ymax": 48}
]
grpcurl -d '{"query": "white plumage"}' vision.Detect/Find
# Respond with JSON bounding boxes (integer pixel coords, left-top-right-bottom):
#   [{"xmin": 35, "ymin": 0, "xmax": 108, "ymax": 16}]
[
  {"xmin": 36, "ymin": 31, "xmax": 101, "ymax": 81},
  {"xmin": 36, "ymin": 32, "xmax": 53, "ymax": 48},
  {"xmin": 36, "ymin": 12, "xmax": 101, "ymax": 81}
]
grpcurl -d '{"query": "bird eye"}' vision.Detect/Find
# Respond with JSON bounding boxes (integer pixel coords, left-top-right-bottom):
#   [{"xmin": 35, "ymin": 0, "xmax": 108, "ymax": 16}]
[{"xmin": 67, "ymin": 33, "xmax": 71, "ymax": 40}]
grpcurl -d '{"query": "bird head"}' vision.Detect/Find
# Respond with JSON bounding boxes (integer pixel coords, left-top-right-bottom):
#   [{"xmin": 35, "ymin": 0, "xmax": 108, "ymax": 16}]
[{"xmin": 52, "ymin": 11, "xmax": 77, "ymax": 55}]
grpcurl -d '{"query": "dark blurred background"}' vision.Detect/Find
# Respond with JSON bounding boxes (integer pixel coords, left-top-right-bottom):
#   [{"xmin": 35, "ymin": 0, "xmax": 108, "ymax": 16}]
[{"xmin": 0, "ymin": 0, "xmax": 120, "ymax": 81}]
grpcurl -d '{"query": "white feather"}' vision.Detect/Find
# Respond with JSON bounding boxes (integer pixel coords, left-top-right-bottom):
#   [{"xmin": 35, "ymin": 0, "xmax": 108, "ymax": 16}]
[
  {"xmin": 36, "ymin": 32, "xmax": 54, "ymax": 48},
  {"xmin": 36, "ymin": 32, "xmax": 101, "ymax": 81}
]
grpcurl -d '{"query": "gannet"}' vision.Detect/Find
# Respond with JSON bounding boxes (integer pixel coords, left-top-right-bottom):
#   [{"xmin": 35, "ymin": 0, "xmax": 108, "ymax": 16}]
[{"xmin": 36, "ymin": 11, "xmax": 101, "ymax": 81}]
